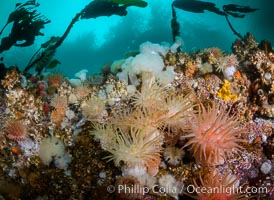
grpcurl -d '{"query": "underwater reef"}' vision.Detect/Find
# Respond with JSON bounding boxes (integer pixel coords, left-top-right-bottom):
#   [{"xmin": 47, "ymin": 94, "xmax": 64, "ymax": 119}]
[{"xmin": 0, "ymin": 32, "xmax": 273, "ymax": 200}]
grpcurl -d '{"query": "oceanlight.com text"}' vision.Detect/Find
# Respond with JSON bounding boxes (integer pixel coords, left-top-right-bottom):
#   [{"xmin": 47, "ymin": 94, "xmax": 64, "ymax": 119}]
[
  {"xmin": 187, "ymin": 184, "xmax": 268, "ymax": 195},
  {"xmin": 107, "ymin": 184, "xmax": 268, "ymax": 196}
]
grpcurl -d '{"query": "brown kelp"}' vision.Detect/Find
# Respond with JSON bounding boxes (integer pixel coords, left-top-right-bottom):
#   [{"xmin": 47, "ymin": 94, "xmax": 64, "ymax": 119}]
[
  {"xmin": 24, "ymin": 0, "xmax": 148, "ymax": 74},
  {"xmin": 0, "ymin": 0, "xmax": 50, "ymax": 53},
  {"xmin": 172, "ymin": 0, "xmax": 258, "ymax": 40}
]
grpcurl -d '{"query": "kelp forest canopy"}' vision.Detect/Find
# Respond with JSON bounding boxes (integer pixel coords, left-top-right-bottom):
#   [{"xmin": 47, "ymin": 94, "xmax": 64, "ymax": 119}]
[{"xmin": 0, "ymin": 0, "xmax": 263, "ymax": 75}]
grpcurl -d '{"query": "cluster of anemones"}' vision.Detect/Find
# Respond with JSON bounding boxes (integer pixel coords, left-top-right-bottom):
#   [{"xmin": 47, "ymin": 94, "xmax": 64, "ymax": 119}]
[
  {"xmin": 90, "ymin": 70, "xmax": 247, "ymax": 200},
  {"xmin": 131, "ymin": 75, "xmax": 194, "ymax": 132},
  {"xmin": 92, "ymin": 73, "xmax": 194, "ymax": 177}
]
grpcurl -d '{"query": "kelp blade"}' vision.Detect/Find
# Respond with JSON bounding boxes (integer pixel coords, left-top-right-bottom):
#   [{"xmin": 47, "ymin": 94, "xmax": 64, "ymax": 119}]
[{"xmin": 112, "ymin": 0, "xmax": 148, "ymax": 8}]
